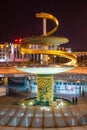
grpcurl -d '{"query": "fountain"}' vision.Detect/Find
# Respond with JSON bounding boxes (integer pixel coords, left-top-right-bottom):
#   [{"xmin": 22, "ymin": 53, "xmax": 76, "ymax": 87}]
[{"xmin": 17, "ymin": 12, "xmax": 77, "ymax": 106}]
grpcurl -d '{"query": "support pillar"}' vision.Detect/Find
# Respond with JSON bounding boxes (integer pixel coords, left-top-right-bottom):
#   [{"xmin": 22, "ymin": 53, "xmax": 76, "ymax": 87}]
[
  {"xmin": 24, "ymin": 77, "xmax": 32, "ymax": 97},
  {"xmin": 40, "ymin": 18, "xmax": 48, "ymax": 65},
  {"xmin": 27, "ymin": 79, "xmax": 32, "ymax": 93},
  {"xmin": 37, "ymin": 75, "xmax": 54, "ymax": 104},
  {"xmin": 24, "ymin": 77, "xmax": 27, "ymax": 92},
  {"xmin": 3, "ymin": 77, "xmax": 9, "ymax": 95},
  {"xmin": 3, "ymin": 77, "xmax": 8, "ymax": 86}
]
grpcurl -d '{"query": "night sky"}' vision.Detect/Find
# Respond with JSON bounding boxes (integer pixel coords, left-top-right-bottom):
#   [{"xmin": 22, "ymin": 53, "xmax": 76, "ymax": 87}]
[{"xmin": 0, "ymin": 0, "xmax": 87, "ymax": 51}]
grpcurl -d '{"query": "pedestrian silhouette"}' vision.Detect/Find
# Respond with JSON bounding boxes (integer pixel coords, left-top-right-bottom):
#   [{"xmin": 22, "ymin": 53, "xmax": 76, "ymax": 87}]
[
  {"xmin": 82, "ymin": 89, "xmax": 84, "ymax": 96},
  {"xmin": 72, "ymin": 97, "xmax": 74, "ymax": 104},
  {"xmin": 75, "ymin": 97, "xmax": 78, "ymax": 104}
]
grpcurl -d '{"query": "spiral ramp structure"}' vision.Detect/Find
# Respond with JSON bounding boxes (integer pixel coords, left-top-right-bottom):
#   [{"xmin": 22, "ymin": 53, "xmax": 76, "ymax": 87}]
[
  {"xmin": 17, "ymin": 12, "xmax": 77, "ymax": 104},
  {"xmin": 21, "ymin": 12, "xmax": 77, "ymax": 66}
]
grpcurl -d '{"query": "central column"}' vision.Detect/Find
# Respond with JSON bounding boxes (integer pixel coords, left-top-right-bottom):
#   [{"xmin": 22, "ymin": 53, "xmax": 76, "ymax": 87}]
[
  {"xmin": 41, "ymin": 18, "xmax": 48, "ymax": 65},
  {"xmin": 37, "ymin": 75, "xmax": 54, "ymax": 104}
]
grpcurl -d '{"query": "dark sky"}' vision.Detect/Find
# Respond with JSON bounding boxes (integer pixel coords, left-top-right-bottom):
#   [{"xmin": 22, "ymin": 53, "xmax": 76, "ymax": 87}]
[{"xmin": 0, "ymin": 0, "xmax": 87, "ymax": 51}]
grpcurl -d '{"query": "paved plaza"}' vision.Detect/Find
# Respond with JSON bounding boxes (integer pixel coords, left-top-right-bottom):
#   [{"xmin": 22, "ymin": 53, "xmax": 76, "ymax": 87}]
[{"xmin": 0, "ymin": 92, "xmax": 87, "ymax": 130}]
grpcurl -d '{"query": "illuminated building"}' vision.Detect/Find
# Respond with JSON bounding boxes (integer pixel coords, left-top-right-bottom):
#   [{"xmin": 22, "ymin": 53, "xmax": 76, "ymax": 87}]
[{"xmin": 0, "ymin": 42, "xmax": 87, "ymax": 66}]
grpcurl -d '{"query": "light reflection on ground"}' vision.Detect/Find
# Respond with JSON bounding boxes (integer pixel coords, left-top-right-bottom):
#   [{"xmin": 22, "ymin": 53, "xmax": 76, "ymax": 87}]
[{"xmin": 0, "ymin": 104, "xmax": 87, "ymax": 128}]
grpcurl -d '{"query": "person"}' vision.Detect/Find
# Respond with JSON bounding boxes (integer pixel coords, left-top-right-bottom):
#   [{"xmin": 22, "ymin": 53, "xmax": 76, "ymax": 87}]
[
  {"xmin": 75, "ymin": 96, "xmax": 78, "ymax": 104},
  {"xmin": 72, "ymin": 97, "xmax": 74, "ymax": 104},
  {"xmin": 82, "ymin": 89, "xmax": 84, "ymax": 96}
]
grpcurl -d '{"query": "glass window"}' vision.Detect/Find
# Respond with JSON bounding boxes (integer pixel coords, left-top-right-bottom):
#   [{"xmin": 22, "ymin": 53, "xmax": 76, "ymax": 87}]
[
  {"xmin": 72, "ymin": 82, "xmax": 76, "ymax": 85},
  {"xmin": 68, "ymin": 82, "xmax": 71, "ymax": 85},
  {"xmin": 77, "ymin": 83, "xmax": 80, "ymax": 85},
  {"xmin": 63, "ymin": 82, "xmax": 67, "ymax": 85}
]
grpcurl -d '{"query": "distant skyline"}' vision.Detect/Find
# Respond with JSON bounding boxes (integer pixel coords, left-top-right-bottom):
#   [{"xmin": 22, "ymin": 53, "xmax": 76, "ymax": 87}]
[{"xmin": 0, "ymin": 0, "xmax": 87, "ymax": 51}]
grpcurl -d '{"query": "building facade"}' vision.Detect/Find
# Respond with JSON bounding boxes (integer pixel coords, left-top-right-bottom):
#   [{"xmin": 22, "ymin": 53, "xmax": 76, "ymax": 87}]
[{"xmin": 0, "ymin": 42, "xmax": 87, "ymax": 66}]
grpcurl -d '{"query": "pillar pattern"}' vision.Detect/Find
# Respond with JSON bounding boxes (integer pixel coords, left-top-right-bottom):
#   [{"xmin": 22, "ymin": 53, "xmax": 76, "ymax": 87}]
[{"xmin": 37, "ymin": 75, "xmax": 54, "ymax": 103}]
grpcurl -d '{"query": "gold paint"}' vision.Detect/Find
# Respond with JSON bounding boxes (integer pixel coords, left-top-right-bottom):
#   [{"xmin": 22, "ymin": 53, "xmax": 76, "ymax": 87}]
[
  {"xmin": 36, "ymin": 12, "xmax": 58, "ymax": 36},
  {"xmin": 20, "ymin": 12, "xmax": 77, "ymax": 66},
  {"xmin": 37, "ymin": 75, "xmax": 54, "ymax": 103}
]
